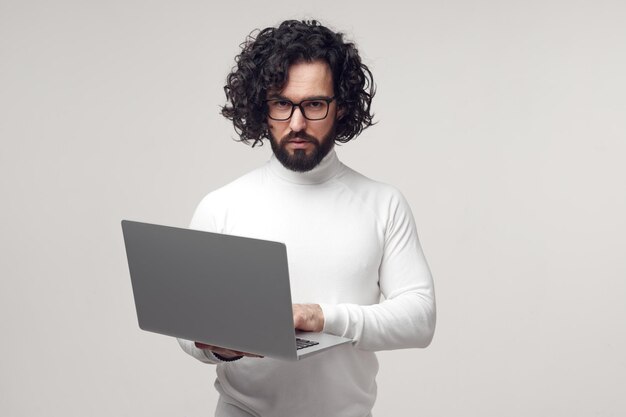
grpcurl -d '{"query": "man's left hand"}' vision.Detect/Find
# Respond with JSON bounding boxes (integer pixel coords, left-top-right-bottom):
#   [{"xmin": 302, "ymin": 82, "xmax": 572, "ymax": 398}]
[{"xmin": 292, "ymin": 304, "xmax": 324, "ymax": 332}]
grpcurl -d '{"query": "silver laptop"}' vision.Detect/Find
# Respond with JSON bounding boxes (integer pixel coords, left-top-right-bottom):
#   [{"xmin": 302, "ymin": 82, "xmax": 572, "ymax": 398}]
[{"xmin": 121, "ymin": 220, "xmax": 352, "ymax": 361}]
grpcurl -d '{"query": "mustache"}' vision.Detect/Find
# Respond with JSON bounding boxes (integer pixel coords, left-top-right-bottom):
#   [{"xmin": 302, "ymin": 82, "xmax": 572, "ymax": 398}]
[{"xmin": 282, "ymin": 131, "xmax": 319, "ymax": 143}]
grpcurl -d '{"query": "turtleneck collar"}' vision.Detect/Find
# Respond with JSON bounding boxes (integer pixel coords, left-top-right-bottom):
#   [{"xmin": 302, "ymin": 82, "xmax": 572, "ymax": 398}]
[{"xmin": 267, "ymin": 149, "xmax": 343, "ymax": 185}]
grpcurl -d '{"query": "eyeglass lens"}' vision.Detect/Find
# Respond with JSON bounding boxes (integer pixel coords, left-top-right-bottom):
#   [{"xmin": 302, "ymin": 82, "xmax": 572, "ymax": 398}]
[{"xmin": 267, "ymin": 99, "xmax": 331, "ymax": 121}]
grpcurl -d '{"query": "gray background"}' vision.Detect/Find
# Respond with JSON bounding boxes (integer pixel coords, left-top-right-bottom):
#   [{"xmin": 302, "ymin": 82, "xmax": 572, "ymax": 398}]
[{"xmin": 1, "ymin": 0, "xmax": 625, "ymax": 416}]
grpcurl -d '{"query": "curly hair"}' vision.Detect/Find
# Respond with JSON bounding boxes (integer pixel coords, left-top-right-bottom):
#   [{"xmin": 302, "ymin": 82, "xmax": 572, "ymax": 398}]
[{"xmin": 221, "ymin": 20, "xmax": 376, "ymax": 147}]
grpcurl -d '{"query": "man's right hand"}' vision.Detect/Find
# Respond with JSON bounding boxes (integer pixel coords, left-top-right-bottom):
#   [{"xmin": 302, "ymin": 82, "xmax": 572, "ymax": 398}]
[{"xmin": 194, "ymin": 342, "xmax": 263, "ymax": 359}]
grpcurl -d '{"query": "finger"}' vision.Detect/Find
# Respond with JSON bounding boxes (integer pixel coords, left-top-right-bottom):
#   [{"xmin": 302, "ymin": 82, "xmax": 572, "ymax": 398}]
[
  {"xmin": 212, "ymin": 347, "xmax": 263, "ymax": 359},
  {"xmin": 195, "ymin": 342, "xmax": 263, "ymax": 358},
  {"xmin": 195, "ymin": 342, "xmax": 217, "ymax": 350},
  {"xmin": 225, "ymin": 349, "xmax": 263, "ymax": 358}
]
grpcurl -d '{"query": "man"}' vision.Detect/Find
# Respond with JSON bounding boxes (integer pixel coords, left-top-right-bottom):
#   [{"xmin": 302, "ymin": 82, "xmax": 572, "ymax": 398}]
[{"xmin": 178, "ymin": 20, "xmax": 436, "ymax": 417}]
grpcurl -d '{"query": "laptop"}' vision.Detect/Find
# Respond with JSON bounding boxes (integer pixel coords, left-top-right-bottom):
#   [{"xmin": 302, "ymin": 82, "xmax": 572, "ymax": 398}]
[{"xmin": 121, "ymin": 220, "xmax": 352, "ymax": 361}]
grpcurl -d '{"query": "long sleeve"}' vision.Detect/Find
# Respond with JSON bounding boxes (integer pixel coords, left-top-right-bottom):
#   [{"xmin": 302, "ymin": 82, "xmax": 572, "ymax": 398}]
[{"xmin": 320, "ymin": 190, "xmax": 436, "ymax": 351}]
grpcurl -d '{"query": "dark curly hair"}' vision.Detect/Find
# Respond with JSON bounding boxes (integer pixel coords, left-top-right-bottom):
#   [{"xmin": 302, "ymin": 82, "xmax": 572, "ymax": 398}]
[{"xmin": 221, "ymin": 20, "xmax": 376, "ymax": 147}]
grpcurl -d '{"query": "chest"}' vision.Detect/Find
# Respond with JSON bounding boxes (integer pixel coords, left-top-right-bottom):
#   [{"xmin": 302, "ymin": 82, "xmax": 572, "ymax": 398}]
[{"xmin": 217, "ymin": 185, "xmax": 385, "ymax": 303}]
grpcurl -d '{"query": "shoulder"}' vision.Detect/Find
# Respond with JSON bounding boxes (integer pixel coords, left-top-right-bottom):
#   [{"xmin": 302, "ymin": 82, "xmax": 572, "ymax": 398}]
[
  {"xmin": 335, "ymin": 164, "xmax": 416, "ymax": 237},
  {"xmin": 200, "ymin": 163, "xmax": 268, "ymax": 203},
  {"xmin": 337, "ymin": 164, "xmax": 409, "ymax": 208},
  {"xmin": 190, "ymin": 164, "xmax": 267, "ymax": 230}
]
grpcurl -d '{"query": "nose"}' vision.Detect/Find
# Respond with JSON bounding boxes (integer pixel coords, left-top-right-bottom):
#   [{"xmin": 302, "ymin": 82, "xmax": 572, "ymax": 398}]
[{"xmin": 289, "ymin": 106, "xmax": 307, "ymax": 132}]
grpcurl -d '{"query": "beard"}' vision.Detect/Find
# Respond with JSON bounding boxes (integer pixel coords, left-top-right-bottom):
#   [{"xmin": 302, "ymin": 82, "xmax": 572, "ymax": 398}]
[{"xmin": 269, "ymin": 126, "xmax": 336, "ymax": 173}]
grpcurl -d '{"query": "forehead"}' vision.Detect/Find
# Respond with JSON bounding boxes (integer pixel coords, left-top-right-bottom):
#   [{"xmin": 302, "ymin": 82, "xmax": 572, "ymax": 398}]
[{"xmin": 273, "ymin": 60, "xmax": 334, "ymax": 99}]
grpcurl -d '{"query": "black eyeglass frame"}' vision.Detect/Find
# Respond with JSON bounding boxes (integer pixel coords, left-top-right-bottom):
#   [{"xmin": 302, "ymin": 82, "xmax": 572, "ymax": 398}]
[{"xmin": 265, "ymin": 96, "xmax": 336, "ymax": 121}]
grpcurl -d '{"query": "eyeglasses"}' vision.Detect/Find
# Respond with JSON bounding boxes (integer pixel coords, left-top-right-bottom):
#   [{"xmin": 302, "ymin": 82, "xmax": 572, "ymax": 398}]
[{"xmin": 265, "ymin": 97, "xmax": 335, "ymax": 121}]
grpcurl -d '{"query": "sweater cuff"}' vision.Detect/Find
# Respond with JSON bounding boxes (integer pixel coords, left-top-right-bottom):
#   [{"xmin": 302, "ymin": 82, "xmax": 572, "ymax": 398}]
[
  {"xmin": 319, "ymin": 303, "xmax": 349, "ymax": 337},
  {"xmin": 211, "ymin": 351, "xmax": 244, "ymax": 362}
]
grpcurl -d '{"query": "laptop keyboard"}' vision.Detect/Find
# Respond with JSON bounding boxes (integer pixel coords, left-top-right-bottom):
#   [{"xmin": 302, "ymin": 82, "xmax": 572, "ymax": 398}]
[{"xmin": 296, "ymin": 337, "xmax": 319, "ymax": 350}]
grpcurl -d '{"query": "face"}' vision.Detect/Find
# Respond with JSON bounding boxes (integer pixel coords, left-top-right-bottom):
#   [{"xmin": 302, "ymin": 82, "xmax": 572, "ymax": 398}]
[{"xmin": 267, "ymin": 60, "xmax": 339, "ymax": 172}]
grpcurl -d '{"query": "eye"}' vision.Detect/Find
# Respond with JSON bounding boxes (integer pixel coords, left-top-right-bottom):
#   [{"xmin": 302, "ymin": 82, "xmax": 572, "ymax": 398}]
[
  {"xmin": 303, "ymin": 100, "xmax": 325, "ymax": 109},
  {"xmin": 271, "ymin": 100, "xmax": 292, "ymax": 109}
]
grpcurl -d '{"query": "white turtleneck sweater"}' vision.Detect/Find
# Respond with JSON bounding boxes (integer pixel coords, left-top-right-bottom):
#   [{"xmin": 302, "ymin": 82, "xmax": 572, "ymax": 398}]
[{"xmin": 178, "ymin": 149, "xmax": 435, "ymax": 417}]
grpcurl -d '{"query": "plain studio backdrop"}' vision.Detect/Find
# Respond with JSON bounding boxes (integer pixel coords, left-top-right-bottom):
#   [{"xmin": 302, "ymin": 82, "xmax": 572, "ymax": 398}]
[{"xmin": 1, "ymin": 0, "xmax": 624, "ymax": 416}]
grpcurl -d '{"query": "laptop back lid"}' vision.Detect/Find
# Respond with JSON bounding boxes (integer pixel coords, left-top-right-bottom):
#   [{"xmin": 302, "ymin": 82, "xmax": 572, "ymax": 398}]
[{"xmin": 121, "ymin": 220, "xmax": 299, "ymax": 360}]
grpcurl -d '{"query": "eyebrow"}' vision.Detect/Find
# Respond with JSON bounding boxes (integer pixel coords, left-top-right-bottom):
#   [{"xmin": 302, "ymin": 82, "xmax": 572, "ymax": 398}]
[{"xmin": 266, "ymin": 94, "xmax": 332, "ymax": 101}]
